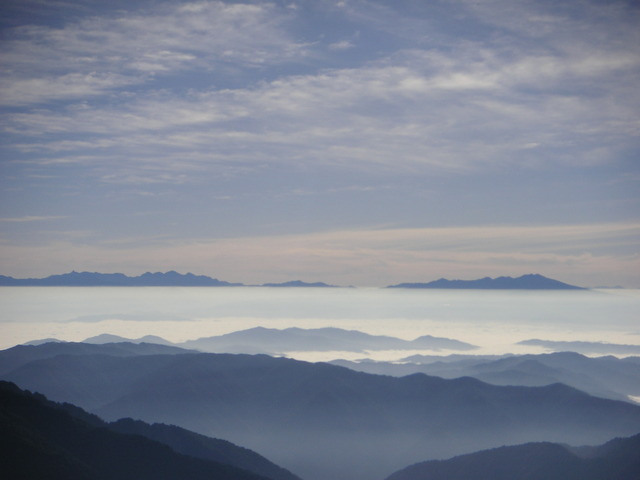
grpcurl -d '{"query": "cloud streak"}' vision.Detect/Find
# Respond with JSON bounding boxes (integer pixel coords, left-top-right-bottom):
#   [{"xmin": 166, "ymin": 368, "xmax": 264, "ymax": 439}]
[
  {"xmin": 0, "ymin": 1, "xmax": 306, "ymax": 106},
  {"xmin": 1, "ymin": 222, "xmax": 638, "ymax": 287},
  {"xmin": 5, "ymin": 45, "xmax": 637, "ymax": 181},
  {"xmin": 0, "ymin": 216, "xmax": 67, "ymax": 223}
]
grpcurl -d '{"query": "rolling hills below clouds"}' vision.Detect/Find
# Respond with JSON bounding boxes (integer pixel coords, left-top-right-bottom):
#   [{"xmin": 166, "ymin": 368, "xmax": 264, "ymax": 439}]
[
  {"xmin": 177, "ymin": 327, "xmax": 478, "ymax": 354},
  {"xmin": 62, "ymin": 327, "xmax": 477, "ymax": 355},
  {"xmin": 2, "ymin": 343, "xmax": 640, "ymax": 480}
]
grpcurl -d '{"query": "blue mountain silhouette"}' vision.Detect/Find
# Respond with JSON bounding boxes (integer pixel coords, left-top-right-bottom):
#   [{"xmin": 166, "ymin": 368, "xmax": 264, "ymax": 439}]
[{"xmin": 388, "ymin": 274, "xmax": 585, "ymax": 289}]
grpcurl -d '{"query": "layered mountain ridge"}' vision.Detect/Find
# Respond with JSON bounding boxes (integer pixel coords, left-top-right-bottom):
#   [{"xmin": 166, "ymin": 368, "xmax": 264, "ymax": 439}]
[{"xmin": 2, "ymin": 341, "xmax": 640, "ymax": 480}]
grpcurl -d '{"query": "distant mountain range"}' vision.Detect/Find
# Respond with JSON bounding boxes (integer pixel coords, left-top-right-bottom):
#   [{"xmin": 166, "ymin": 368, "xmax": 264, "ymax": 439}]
[
  {"xmin": 0, "ymin": 271, "xmax": 586, "ymax": 288},
  {"xmin": 0, "ymin": 380, "xmax": 299, "ymax": 480},
  {"xmin": 0, "ymin": 271, "xmax": 337, "ymax": 287},
  {"xmin": 19, "ymin": 333, "xmax": 638, "ymax": 403},
  {"xmin": 0, "ymin": 271, "xmax": 241, "ymax": 286},
  {"xmin": 388, "ymin": 273, "xmax": 586, "ymax": 289},
  {"xmin": 2, "ymin": 341, "xmax": 640, "ymax": 480},
  {"xmin": 176, "ymin": 327, "xmax": 478, "ymax": 354}
]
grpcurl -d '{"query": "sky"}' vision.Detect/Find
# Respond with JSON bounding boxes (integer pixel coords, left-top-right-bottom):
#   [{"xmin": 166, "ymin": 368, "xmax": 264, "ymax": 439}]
[{"xmin": 0, "ymin": 0, "xmax": 639, "ymax": 288}]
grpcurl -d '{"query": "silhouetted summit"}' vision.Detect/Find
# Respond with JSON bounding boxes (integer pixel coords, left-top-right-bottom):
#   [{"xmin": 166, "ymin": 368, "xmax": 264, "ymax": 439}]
[{"xmin": 388, "ymin": 274, "xmax": 585, "ymax": 289}]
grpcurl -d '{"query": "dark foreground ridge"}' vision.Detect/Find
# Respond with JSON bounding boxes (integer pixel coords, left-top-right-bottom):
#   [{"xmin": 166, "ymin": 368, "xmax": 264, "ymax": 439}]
[
  {"xmin": 3, "ymin": 376, "xmax": 639, "ymax": 480},
  {"xmin": 387, "ymin": 273, "xmax": 586, "ymax": 289},
  {"xmin": 0, "ymin": 380, "xmax": 299, "ymax": 480},
  {"xmin": 385, "ymin": 434, "xmax": 640, "ymax": 480}
]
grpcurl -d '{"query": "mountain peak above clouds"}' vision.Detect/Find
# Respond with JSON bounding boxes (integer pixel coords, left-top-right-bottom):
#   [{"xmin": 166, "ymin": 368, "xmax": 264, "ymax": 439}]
[
  {"xmin": 83, "ymin": 333, "xmax": 174, "ymax": 345},
  {"xmin": 178, "ymin": 326, "xmax": 478, "ymax": 354},
  {"xmin": 0, "ymin": 271, "xmax": 242, "ymax": 286},
  {"xmin": 388, "ymin": 274, "xmax": 586, "ymax": 289}
]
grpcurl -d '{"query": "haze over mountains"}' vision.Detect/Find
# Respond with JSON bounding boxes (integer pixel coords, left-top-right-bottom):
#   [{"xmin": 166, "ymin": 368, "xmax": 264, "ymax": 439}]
[
  {"xmin": 3, "ymin": 376, "xmax": 639, "ymax": 480},
  {"xmin": 331, "ymin": 352, "xmax": 640, "ymax": 404},
  {"xmin": 2, "ymin": 341, "xmax": 640, "ymax": 480},
  {"xmin": 0, "ymin": 271, "xmax": 586, "ymax": 289}
]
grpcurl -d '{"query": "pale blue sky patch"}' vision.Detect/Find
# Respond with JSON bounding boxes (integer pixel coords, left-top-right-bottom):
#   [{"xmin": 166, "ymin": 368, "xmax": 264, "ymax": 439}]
[{"xmin": 1, "ymin": 0, "xmax": 639, "ymax": 286}]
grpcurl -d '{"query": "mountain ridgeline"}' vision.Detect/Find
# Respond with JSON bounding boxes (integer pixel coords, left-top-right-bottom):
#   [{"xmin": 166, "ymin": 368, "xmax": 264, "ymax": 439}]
[
  {"xmin": 2, "ymin": 342, "xmax": 640, "ymax": 480},
  {"xmin": 0, "ymin": 271, "xmax": 586, "ymax": 288},
  {"xmin": 330, "ymin": 352, "xmax": 640, "ymax": 404}
]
